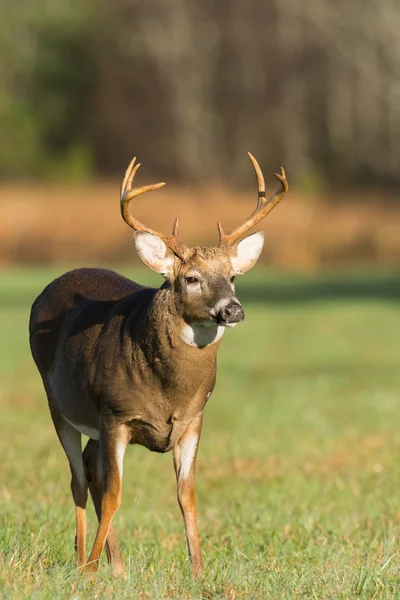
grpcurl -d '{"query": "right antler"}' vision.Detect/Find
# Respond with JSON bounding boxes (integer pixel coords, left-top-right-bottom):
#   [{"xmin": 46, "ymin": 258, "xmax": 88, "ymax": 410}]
[
  {"xmin": 218, "ymin": 153, "xmax": 288, "ymax": 248},
  {"xmin": 120, "ymin": 157, "xmax": 186, "ymax": 262}
]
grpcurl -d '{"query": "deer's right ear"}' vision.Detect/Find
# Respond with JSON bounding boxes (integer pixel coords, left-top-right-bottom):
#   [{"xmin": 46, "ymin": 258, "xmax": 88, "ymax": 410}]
[{"xmin": 134, "ymin": 232, "xmax": 175, "ymax": 276}]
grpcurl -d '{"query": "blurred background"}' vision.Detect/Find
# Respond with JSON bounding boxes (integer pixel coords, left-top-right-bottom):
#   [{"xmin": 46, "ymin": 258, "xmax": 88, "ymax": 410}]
[
  {"xmin": 1, "ymin": 3, "xmax": 400, "ymax": 595},
  {"xmin": 0, "ymin": 0, "xmax": 399, "ymax": 268}
]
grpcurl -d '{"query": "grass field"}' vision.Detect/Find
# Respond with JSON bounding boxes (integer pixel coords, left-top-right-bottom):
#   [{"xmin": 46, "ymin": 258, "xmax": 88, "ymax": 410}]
[{"xmin": 0, "ymin": 266, "xmax": 399, "ymax": 599}]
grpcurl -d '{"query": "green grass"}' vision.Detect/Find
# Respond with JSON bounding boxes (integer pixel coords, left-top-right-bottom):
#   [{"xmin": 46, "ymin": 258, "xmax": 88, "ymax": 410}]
[{"xmin": 0, "ymin": 266, "xmax": 399, "ymax": 599}]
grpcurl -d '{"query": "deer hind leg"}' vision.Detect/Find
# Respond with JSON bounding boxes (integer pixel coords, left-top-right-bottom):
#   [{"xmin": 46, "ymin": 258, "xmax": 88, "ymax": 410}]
[
  {"xmin": 83, "ymin": 438, "xmax": 126, "ymax": 577},
  {"xmin": 50, "ymin": 410, "xmax": 88, "ymax": 568},
  {"xmin": 84, "ymin": 416, "xmax": 129, "ymax": 575},
  {"xmin": 173, "ymin": 413, "xmax": 204, "ymax": 577}
]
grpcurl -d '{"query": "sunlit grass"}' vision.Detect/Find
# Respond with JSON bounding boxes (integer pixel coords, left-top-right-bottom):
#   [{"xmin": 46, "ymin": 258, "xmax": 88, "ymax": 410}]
[{"xmin": 0, "ymin": 266, "xmax": 399, "ymax": 598}]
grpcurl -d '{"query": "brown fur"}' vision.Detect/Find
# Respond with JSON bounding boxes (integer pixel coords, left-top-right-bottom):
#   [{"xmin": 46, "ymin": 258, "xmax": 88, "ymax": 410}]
[
  {"xmin": 29, "ymin": 152, "xmax": 277, "ymax": 577},
  {"xmin": 29, "ymin": 245, "xmax": 242, "ymax": 577}
]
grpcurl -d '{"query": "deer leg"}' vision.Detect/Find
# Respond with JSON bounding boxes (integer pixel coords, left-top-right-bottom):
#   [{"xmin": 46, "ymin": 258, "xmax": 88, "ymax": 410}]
[
  {"xmin": 173, "ymin": 413, "xmax": 204, "ymax": 577},
  {"xmin": 83, "ymin": 438, "xmax": 126, "ymax": 576},
  {"xmin": 51, "ymin": 413, "xmax": 88, "ymax": 568},
  {"xmin": 84, "ymin": 418, "xmax": 129, "ymax": 574}
]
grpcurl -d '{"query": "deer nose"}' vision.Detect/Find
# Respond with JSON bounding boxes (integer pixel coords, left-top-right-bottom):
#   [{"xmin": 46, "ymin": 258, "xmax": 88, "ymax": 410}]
[{"xmin": 218, "ymin": 301, "xmax": 244, "ymax": 324}]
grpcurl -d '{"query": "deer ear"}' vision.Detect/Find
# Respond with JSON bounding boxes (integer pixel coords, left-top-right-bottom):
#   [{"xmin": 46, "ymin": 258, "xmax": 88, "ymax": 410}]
[
  {"xmin": 134, "ymin": 232, "xmax": 175, "ymax": 276},
  {"xmin": 230, "ymin": 231, "xmax": 264, "ymax": 274}
]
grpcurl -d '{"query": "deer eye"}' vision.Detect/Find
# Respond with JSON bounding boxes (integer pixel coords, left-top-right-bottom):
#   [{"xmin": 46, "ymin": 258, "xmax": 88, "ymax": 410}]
[
  {"xmin": 186, "ymin": 276, "xmax": 199, "ymax": 284},
  {"xmin": 230, "ymin": 275, "xmax": 236, "ymax": 284}
]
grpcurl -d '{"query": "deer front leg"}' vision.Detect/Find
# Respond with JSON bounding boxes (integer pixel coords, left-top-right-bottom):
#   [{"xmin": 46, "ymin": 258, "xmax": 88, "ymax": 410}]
[
  {"xmin": 84, "ymin": 417, "xmax": 130, "ymax": 575},
  {"xmin": 173, "ymin": 413, "xmax": 204, "ymax": 577}
]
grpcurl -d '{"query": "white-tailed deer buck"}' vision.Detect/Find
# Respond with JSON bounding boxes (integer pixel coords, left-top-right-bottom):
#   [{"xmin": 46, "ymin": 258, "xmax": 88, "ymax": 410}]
[{"xmin": 29, "ymin": 153, "xmax": 288, "ymax": 577}]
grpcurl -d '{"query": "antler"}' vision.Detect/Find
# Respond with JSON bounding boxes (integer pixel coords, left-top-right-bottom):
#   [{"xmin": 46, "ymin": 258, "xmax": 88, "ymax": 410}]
[
  {"xmin": 218, "ymin": 153, "xmax": 288, "ymax": 248},
  {"xmin": 120, "ymin": 157, "xmax": 186, "ymax": 262}
]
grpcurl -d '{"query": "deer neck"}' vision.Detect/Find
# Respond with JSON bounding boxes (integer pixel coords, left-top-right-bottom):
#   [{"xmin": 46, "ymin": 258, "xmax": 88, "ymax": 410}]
[
  {"xmin": 179, "ymin": 320, "xmax": 225, "ymax": 348},
  {"xmin": 140, "ymin": 285, "xmax": 225, "ymax": 354}
]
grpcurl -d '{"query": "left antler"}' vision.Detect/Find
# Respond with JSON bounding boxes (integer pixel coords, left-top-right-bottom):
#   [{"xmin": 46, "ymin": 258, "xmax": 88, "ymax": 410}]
[
  {"xmin": 218, "ymin": 153, "xmax": 288, "ymax": 248},
  {"xmin": 120, "ymin": 157, "xmax": 186, "ymax": 262}
]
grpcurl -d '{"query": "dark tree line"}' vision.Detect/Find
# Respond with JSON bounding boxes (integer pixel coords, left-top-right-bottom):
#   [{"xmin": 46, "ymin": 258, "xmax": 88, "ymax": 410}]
[{"xmin": 1, "ymin": 0, "xmax": 399, "ymax": 190}]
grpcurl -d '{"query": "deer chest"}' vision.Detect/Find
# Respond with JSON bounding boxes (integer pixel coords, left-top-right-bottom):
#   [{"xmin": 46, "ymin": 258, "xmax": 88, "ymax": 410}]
[
  {"xmin": 127, "ymin": 412, "xmax": 199, "ymax": 453},
  {"xmin": 123, "ymin": 385, "xmax": 212, "ymax": 453}
]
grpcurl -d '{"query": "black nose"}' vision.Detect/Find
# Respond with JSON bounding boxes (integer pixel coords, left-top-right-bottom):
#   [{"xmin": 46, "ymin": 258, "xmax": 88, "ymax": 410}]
[{"xmin": 218, "ymin": 302, "xmax": 244, "ymax": 324}]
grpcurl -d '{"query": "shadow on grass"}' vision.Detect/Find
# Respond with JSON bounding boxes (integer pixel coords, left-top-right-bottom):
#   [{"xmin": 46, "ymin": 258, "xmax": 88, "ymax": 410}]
[
  {"xmin": 1, "ymin": 270, "xmax": 399, "ymax": 308},
  {"xmin": 238, "ymin": 272, "xmax": 400, "ymax": 304}
]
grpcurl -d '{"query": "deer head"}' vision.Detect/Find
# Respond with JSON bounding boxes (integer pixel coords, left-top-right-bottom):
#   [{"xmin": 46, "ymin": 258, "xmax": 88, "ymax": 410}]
[{"xmin": 120, "ymin": 154, "xmax": 288, "ymax": 330}]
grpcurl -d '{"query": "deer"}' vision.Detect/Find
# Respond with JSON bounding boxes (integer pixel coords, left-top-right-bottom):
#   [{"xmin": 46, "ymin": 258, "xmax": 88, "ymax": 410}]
[{"xmin": 29, "ymin": 153, "xmax": 288, "ymax": 578}]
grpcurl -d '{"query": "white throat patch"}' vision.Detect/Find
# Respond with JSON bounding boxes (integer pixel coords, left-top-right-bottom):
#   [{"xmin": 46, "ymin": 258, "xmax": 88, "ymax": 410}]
[{"xmin": 180, "ymin": 321, "xmax": 227, "ymax": 348}]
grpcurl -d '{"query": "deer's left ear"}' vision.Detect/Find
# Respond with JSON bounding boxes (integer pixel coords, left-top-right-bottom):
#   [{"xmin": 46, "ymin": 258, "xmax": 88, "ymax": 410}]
[{"xmin": 230, "ymin": 231, "xmax": 264, "ymax": 274}]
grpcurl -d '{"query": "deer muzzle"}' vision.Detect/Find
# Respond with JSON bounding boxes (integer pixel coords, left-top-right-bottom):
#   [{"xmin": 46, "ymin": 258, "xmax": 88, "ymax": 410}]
[{"xmin": 217, "ymin": 301, "xmax": 244, "ymax": 325}]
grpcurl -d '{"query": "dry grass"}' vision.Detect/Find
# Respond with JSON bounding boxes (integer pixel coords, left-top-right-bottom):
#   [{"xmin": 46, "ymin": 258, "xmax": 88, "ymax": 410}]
[{"xmin": 0, "ymin": 182, "xmax": 399, "ymax": 268}]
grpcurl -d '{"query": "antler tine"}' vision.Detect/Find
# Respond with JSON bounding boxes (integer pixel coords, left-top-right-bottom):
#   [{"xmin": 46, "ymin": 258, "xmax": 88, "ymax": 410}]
[
  {"xmin": 120, "ymin": 158, "xmax": 186, "ymax": 262},
  {"xmin": 218, "ymin": 153, "xmax": 288, "ymax": 248},
  {"xmin": 120, "ymin": 156, "xmax": 137, "ymax": 197},
  {"xmin": 248, "ymin": 151, "xmax": 266, "ymax": 196}
]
